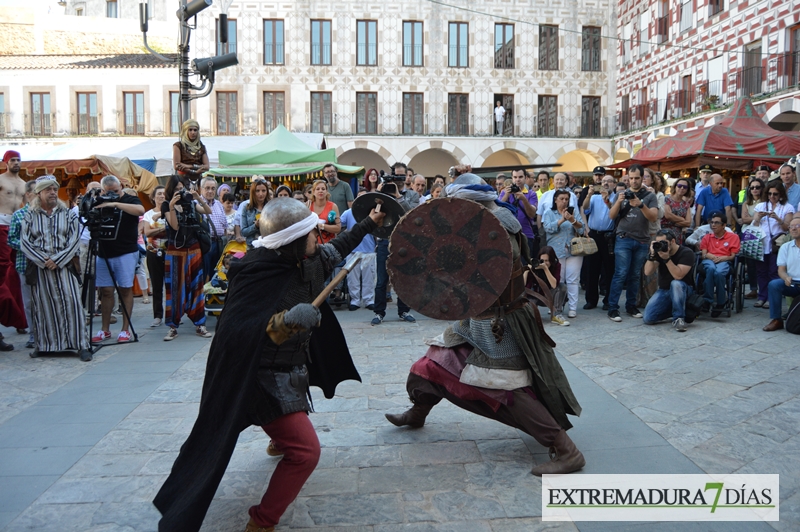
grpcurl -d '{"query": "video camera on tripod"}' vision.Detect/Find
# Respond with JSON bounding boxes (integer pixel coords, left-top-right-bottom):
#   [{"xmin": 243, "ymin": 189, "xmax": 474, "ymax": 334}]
[
  {"xmin": 378, "ymin": 170, "xmax": 405, "ymax": 196},
  {"xmin": 78, "ymin": 188, "xmax": 122, "ymax": 241}
]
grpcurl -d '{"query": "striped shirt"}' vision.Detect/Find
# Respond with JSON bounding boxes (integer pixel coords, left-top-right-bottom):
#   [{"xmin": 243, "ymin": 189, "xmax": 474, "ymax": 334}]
[{"xmin": 21, "ymin": 203, "xmax": 81, "ymax": 269}]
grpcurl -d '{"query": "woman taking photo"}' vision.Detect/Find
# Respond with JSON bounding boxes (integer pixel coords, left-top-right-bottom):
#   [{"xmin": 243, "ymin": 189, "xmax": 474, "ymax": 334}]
[
  {"xmin": 240, "ymin": 180, "xmax": 270, "ymax": 248},
  {"xmin": 662, "ymin": 178, "xmax": 692, "ymax": 245},
  {"xmin": 528, "ymin": 246, "xmax": 569, "ymax": 326},
  {"xmin": 542, "ymin": 190, "xmax": 584, "ymax": 320},
  {"xmin": 309, "ymin": 179, "xmax": 341, "ymax": 244},
  {"xmin": 740, "ymin": 177, "xmax": 765, "ymax": 298},
  {"xmin": 752, "ymin": 182, "xmax": 795, "ymax": 307},
  {"xmin": 143, "ymin": 186, "xmax": 167, "ymax": 328},
  {"xmin": 363, "ymin": 168, "xmax": 380, "ymax": 192},
  {"xmin": 161, "ymin": 176, "xmax": 213, "ymax": 341}
]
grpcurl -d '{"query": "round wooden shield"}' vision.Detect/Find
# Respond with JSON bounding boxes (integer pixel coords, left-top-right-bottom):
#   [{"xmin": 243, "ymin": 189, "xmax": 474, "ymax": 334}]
[{"xmin": 387, "ymin": 198, "xmax": 513, "ymax": 321}]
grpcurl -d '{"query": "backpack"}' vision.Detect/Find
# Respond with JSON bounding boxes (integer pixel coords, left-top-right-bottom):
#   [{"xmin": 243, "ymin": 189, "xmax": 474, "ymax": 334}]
[{"xmin": 786, "ymin": 296, "xmax": 800, "ymax": 335}]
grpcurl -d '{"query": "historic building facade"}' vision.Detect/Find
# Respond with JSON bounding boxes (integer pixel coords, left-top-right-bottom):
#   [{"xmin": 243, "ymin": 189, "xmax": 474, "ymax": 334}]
[{"xmin": 613, "ymin": 0, "xmax": 800, "ymax": 162}]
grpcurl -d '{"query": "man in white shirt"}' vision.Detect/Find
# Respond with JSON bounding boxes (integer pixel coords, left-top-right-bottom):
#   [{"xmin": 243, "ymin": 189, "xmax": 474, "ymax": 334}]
[
  {"xmin": 494, "ymin": 101, "xmax": 506, "ymax": 135},
  {"xmin": 763, "ymin": 218, "xmax": 800, "ymax": 331}
]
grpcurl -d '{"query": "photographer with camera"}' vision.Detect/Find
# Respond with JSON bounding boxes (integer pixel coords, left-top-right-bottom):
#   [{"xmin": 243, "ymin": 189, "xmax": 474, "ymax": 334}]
[
  {"xmin": 582, "ymin": 174, "xmax": 618, "ymax": 310},
  {"xmin": 161, "ymin": 176, "xmax": 213, "ymax": 341},
  {"xmin": 499, "ymin": 168, "xmax": 539, "ymax": 259},
  {"xmin": 371, "ymin": 166, "xmax": 416, "ymax": 325},
  {"xmin": 536, "ymin": 172, "xmax": 578, "ymax": 243},
  {"xmin": 606, "ymin": 164, "xmax": 659, "ymax": 322},
  {"xmin": 642, "ymin": 229, "xmax": 695, "ymax": 332},
  {"xmin": 391, "ymin": 162, "xmax": 420, "ymax": 205},
  {"xmin": 89, "ymin": 176, "xmax": 145, "ymax": 344}
]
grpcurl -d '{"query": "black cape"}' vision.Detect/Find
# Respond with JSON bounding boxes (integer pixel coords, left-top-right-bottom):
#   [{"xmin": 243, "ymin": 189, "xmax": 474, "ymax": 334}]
[{"xmin": 153, "ymin": 243, "xmax": 361, "ymax": 532}]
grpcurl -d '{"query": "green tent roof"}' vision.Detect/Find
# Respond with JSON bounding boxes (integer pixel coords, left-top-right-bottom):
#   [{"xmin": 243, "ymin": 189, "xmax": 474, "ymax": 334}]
[
  {"xmin": 217, "ymin": 124, "xmax": 337, "ymax": 166},
  {"xmin": 207, "ymin": 162, "xmax": 364, "ymax": 179}
]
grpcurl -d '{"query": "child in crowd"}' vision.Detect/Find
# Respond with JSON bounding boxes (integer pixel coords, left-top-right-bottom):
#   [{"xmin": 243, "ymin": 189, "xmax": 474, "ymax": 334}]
[
  {"xmin": 339, "ymin": 189, "xmax": 377, "ymax": 311},
  {"xmin": 211, "ymin": 253, "xmax": 232, "ymax": 291}
]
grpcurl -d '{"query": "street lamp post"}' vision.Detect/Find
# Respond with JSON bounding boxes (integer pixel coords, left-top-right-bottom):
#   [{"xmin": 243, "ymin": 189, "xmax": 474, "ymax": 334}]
[{"xmin": 140, "ymin": 0, "xmax": 238, "ymax": 125}]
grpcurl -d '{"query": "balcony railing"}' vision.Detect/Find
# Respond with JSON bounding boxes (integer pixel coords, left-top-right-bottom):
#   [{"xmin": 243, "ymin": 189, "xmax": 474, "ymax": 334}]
[
  {"xmin": 30, "ymin": 113, "xmax": 52, "ymax": 136},
  {"xmin": 0, "ymin": 113, "xmax": 5, "ymax": 136},
  {"xmin": 738, "ymin": 65, "xmax": 764, "ymax": 97}
]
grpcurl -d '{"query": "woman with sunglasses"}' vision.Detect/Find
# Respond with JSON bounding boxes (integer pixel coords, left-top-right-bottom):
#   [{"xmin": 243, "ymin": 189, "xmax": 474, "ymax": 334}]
[
  {"xmin": 752, "ymin": 182, "xmax": 796, "ymax": 307},
  {"xmin": 662, "ymin": 178, "xmax": 692, "ymax": 245},
  {"xmin": 740, "ymin": 178, "xmax": 765, "ymax": 298}
]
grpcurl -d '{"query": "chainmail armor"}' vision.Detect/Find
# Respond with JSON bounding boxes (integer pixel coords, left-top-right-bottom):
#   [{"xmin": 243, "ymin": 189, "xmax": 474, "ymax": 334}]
[{"xmin": 452, "ymin": 318, "xmax": 525, "ymax": 360}]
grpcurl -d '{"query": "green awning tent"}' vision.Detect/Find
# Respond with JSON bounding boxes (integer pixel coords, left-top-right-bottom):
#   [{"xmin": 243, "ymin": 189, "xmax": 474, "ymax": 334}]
[{"xmin": 207, "ymin": 124, "xmax": 362, "ymax": 179}]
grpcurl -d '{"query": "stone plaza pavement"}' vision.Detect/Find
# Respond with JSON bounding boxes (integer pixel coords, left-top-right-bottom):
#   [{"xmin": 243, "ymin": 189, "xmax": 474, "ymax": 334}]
[{"xmin": 0, "ymin": 293, "xmax": 798, "ymax": 531}]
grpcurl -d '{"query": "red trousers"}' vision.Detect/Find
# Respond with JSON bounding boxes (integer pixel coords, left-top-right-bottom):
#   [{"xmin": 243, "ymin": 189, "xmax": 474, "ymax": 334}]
[{"xmin": 248, "ymin": 411, "xmax": 320, "ymax": 528}]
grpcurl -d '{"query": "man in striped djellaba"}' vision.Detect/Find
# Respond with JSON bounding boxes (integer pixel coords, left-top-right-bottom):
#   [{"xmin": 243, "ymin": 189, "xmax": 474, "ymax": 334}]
[{"xmin": 20, "ymin": 175, "xmax": 92, "ymax": 361}]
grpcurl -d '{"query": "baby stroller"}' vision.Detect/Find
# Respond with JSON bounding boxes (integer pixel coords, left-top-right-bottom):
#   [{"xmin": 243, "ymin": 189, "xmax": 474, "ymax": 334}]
[{"xmin": 204, "ymin": 240, "xmax": 246, "ymax": 317}]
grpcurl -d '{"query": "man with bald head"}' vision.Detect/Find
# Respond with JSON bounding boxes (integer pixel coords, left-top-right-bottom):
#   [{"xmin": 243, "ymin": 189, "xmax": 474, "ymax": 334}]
[
  {"xmin": 411, "ymin": 174, "xmax": 427, "ymax": 204},
  {"xmin": 695, "ymin": 173, "xmax": 734, "ymax": 228},
  {"xmin": 0, "ymin": 150, "xmax": 29, "ymax": 345}
]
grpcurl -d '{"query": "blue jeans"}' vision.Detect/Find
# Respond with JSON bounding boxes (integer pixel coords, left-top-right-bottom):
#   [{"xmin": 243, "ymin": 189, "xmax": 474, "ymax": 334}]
[
  {"xmin": 608, "ymin": 236, "xmax": 650, "ymax": 312},
  {"xmin": 643, "ymin": 280, "xmax": 691, "ymax": 323},
  {"xmin": 373, "ymin": 239, "xmax": 409, "ymax": 317},
  {"xmin": 702, "ymin": 259, "xmax": 730, "ymax": 305},
  {"xmin": 768, "ymin": 279, "xmax": 800, "ymax": 320}
]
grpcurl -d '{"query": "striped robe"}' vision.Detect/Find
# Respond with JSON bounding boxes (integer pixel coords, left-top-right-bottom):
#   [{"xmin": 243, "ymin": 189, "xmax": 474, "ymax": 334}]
[{"xmin": 21, "ymin": 203, "xmax": 88, "ymax": 352}]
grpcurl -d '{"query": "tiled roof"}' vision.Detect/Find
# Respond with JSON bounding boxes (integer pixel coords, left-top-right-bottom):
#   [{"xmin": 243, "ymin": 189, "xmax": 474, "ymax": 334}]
[{"xmin": 0, "ymin": 54, "xmax": 179, "ymax": 69}]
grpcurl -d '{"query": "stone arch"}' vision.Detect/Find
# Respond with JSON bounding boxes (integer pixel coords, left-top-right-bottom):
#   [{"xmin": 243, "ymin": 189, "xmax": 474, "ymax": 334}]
[
  {"xmin": 401, "ymin": 140, "xmax": 469, "ymax": 167},
  {"xmin": 763, "ymin": 98, "xmax": 800, "ymax": 131},
  {"xmin": 550, "ymin": 141, "xmax": 611, "ymax": 167},
  {"xmin": 407, "ymin": 148, "xmax": 460, "ymax": 177},
  {"xmin": 335, "ymin": 140, "xmax": 393, "ymax": 168},
  {"xmin": 613, "ymin": 146, "xmax": 631, "ymax": 163},
  {"xmin": 472, "ymin": 140, "xmax": 543, "ymax": 167}
]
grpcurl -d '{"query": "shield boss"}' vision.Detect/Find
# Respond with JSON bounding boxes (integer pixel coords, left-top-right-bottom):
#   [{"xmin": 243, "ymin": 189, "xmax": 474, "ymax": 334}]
[{"xmin": 387, "ymin": 197, "xmax": 513, "ymax": 320}]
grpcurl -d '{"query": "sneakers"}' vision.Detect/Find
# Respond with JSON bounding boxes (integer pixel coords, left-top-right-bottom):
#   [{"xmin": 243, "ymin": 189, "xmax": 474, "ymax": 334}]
[
  {"xmin": 567, "ymin": 310, "xmax": 577, "ymax": 319},
  {"xmin": 399, "ymin": 312, "xmax": 416, "ymax": 323},
  {"xmin": 371, "ymin": 313, "xmax": 384, "ymax": 326},
  {"xmin": 196, "ymin": 325, "xmax": 212, "ymax": 338},
  {"xmin": 91, "ymin": 330, "xmax": 111, "ymax": 344},
  {"xmin": 25, "ymin": 335, "xmax": 35, "ymax": 349},
  {"xmin": 608, "ymin": 310, "xmax": 622, "ymax": 322},
  {"xmin": 672, "ymin": 318, "xmax": 687, "ymax": 332},
  {"xmin": 626, "ymin": 308, "xmax": 643, "ymax": 319},
  {"xmin": 366, "ymin": 304, "xmax": 375, "ymax": 311},
  {"xmin": 164, "ymin": 327, "xmax": 178, "ymax": 341},
  {"xmin": 150, "ymin": 318, "xmax": 162, "ymax": 328},
  {"xmin": 117, "ymin": 331, "xmax": 132, "ymax": 343},
  {"xmin": 551, "ymin": 314, "xmax": 570, "ymax": 326}
]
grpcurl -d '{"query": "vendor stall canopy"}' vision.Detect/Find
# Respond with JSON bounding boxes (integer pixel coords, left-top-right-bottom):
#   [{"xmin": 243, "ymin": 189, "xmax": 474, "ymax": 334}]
[
  {"xmin": 0, "ymin": 154, "xmax": 158, "ymax": 195},
  {"xmin": 209, "ymin": 124, "xmax": 362, "ymax": 180},
  {"xmin": 612, "ymin": 97, "xmax": 800, "ymax": 172}
]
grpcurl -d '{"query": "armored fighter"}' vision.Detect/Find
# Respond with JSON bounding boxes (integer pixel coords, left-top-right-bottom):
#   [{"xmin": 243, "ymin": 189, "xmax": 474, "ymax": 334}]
[{"xmin": 384, "ymin": 174, "xmax": 585, "ymax": 475}]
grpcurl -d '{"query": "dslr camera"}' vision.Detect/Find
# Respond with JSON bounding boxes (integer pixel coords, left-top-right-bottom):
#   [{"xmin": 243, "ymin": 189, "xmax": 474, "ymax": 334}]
[
  {"xmin": 79, "ymin": 188, "xmax": 122, "ymax": 240},
  {"xmin": 509, "ymin": 184, "xmax": 521, "ymax": 194},
  {"xmin": 623, "ymin": 189, "xmax": 636, "ymax": 200},
  {"xmin": 653, "ymin": 240, "xmax": 670, "ymax": 253}
]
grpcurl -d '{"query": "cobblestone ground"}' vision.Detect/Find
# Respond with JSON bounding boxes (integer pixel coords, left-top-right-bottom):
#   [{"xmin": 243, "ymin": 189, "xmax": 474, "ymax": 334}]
[{"xmin": 0, "ymin": 291, "xmax": 797, "ymax": 531}]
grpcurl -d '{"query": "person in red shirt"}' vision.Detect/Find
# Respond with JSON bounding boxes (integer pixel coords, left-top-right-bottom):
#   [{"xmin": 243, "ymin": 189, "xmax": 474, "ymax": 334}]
[{"xmin": 699, "ymin": 211, "xmax": 741, "ymax": 317}]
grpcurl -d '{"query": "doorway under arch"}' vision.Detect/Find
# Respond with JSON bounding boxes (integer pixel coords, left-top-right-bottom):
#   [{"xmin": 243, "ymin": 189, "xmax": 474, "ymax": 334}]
[{"xmin": 407, "ymin": 149, "xmax": 460, "ymax": 177}]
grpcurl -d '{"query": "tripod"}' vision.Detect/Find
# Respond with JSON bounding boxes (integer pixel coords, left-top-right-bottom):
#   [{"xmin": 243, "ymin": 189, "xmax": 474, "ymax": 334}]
[{"xmin": 81, "ymin": 234, "xmax": 139, "ymax": 353}]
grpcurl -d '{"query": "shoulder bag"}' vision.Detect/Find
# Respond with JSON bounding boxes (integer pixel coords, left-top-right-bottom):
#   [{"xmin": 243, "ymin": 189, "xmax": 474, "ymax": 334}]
[{"xmin": 569, "ymin": 236, "xmax": 598, "ymax": 256}]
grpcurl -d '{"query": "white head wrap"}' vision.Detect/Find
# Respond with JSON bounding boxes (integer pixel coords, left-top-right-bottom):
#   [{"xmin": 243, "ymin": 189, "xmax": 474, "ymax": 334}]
[
  {"xmin": 251, "ymin": 212, "xmax": 319, "ymax": 250},
  {"xmin": 443, "ymin": 183, "xmax": 498, "ymax": 202}
]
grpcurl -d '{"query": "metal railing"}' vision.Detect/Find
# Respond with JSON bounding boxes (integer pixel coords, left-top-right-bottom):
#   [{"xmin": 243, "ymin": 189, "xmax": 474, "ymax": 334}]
[
  {"xmin": 124, "ymin": 112, "xmax": 145, "ymax": 135},
  {"xmin": 311, "ymin": 44, "xmax": 331, "ymax": 65},
  {"xmin": 765, "ymin": 52, "xmax": 800, "ymax": 94},
  {"xmin": 402, "ymin": 44, "xmax": 423, "ymax": 66},
  {"xmin": 738, "ymin": 66, "xmax": 763, "ymax": 97},
  {"xmin": 263, "ymin": 113, "xmax": 285, "ymax": 134},
  {"xmin": 30, "ymin": 113, "xmax": 52, "ymax": 136},
  {"xmin": 0, "ymin": 112, "xmax": 5, "ymax": 136},
  {"xmin": 77, "ymin": 114, "xmax": 98, "ymax": 135},
  {"xmin": 264, "ymin": 43, "xmax": 285, "ymax": 65}
]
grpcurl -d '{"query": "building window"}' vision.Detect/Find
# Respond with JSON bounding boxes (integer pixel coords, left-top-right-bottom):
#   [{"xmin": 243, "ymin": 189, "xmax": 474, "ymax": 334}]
[
  {"xmin": 310, "ymin": 92, "xmax": 332, "ymax": 133},
  {"xmin": 789, "ymin": 26, "xmax": 800, "ymax": 87},
  {"xmin": 216, "ymin": 18, "xmax": 237, "ymax": 55},
  {"xmin": 678, "ymin": 75, "xmax": 692, "ymax": 116},
  {"xmin": 357, "ymin": 20, "xmax": 377, "ymax": 66},
  {"xmin": 581, "ymin": 96, "xmax": 601, "ymax": 137},
  {"xmin": 448, "ymin": 22, "xmax": 468, "ymax": 68},
  {"xmin": 639, "ymin": 12, "xmax": 650, "ymax": 55},
  {"xmin": 709, "ymin": 0, "xmax": 723, "ymax": 17},
  {"xmin": 263, "ymin": 91, "xmax": 285, "ymax": 133},
  {"xmin": 679, "ymin": 0, "xmax": 692, "ymax": 34},
  {"xmin": 216, "ymin": 92, "xmax": 238, "ymax": 135},
  {"xmin": 76, "ymin": 8, "xmax": 84, "ymax": 16},
  {"xmin": 447, "ymin": 93, "xmax": 468, "ymax": 135},
  {"xmin": 539, "ymin": 25, "xmax": 559, "ymax": 70},
  {"xmin": 0, "ymin": 93, "xmax": 5, "ymax": 136},
  {"xmin": 620, "ymin": 94, "xmax": 630, "ymax": 133},
  {"xmin": 494, "ymin": 23, "xmax": 514, "ymax": 69},
  {"xmin": 169, "ymin": 91, "xmax": 180, "ymax": 134},
  {"xmin": 356, "ymin": 92, "xmax": 377, "ymax": 134},
  {"xmin": 403, "ymin": 21, "xmax": 423, "ymax": 67},
  {"xmin": 123, "ymin": 92, "xmax": 144, "ymax": 135},
  {"xmin": 656, "ymin": 1, "xmax": 669, "ymax": 44},
  {"xmin": 538, "ymin": 95, "xmax": 557, "ymax": 136},
  {"xmin": 402, "ymin": 93, "xmax": 423, "ymax": 134},
  {"xmin": 264, "ymin": 19, "xmax": 285, "ymax": 65},
  {"xmin": 581, "ymin": 26, "xmax": 601, "ymax": 71},
  {"xmin": 106, "ymin": 0, "xmax": 117, "ymax": 18},
  {"xmin": 741, "ymin": 41, "xmax": 763, "ymax": 97},
  {"xmin": 77, "ymin": 92, "xmax": 98, "ymax": 135},
  {"xmin": 311, "ymin": 20, "xmax": 332, "ymax": 66}
]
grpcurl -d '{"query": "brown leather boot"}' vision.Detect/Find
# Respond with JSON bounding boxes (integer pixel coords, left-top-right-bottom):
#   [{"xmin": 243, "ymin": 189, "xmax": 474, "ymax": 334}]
[
  {"xmin": 530, "ymin": 429, "xmax": 585, "ymax": 476},
  {"xmin": 244, "ymin": 517, "xmax": 274, "ymax": 532},
  {"xmin": 385, "ymin": 403, "xmax": 433, "ymax": 428}
]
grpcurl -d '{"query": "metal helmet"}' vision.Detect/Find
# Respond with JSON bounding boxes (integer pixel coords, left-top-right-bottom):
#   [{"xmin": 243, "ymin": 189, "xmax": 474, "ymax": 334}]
[
  {"xmin": 452, "ymin": 173, "xmax": 487, "ymax": 186},
  {"xmin": 259, "ymin": 197, "xmax": 311, "ymax": 241}
]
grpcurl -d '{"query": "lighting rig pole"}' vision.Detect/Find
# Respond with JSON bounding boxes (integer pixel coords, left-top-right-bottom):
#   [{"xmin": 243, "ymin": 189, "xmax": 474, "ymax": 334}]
[{"xmin": 140, "ymin": 0, "xmax": 238, "ymax": 124}]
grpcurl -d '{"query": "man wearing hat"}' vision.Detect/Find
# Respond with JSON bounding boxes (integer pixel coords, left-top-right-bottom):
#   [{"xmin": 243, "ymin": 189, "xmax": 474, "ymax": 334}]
[
  {"xmin": 20, "ymin": 176, "xmax": 91, "ymax": 361},
  {"xmin": 695, "ymin": 164, "xmax": 714, "ymax": 197},
  {"xmin": 577, "ymin": 166, "xmax": 607, "ymax": 208},
  {"xmin": 755, "ymin": 165, "xmax": 771, "ymax": 182},
  {"xmin": 0, "ymin": 150, "xmax": 29, "ymax": 349}
]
